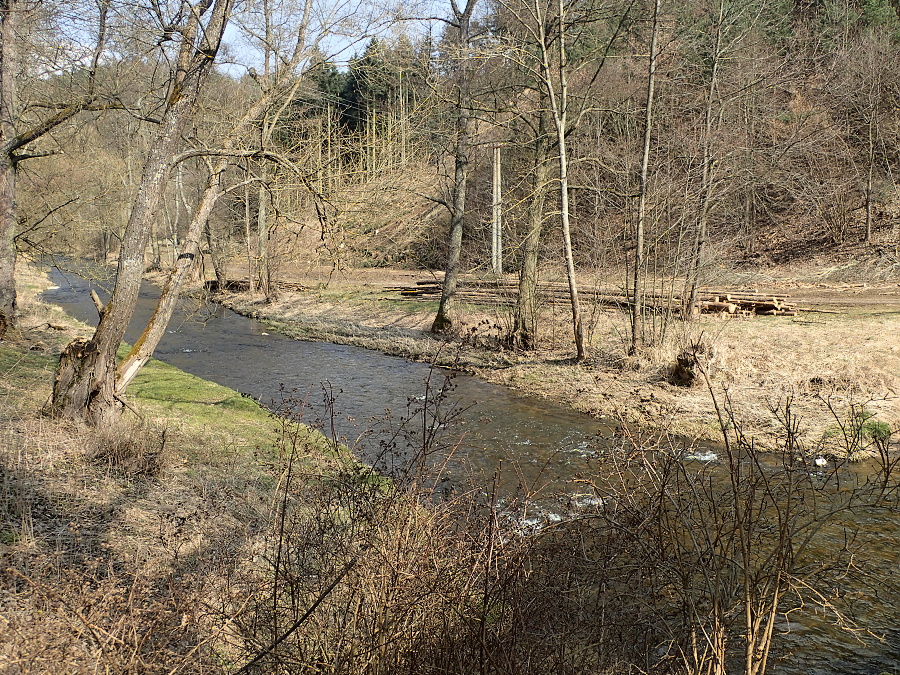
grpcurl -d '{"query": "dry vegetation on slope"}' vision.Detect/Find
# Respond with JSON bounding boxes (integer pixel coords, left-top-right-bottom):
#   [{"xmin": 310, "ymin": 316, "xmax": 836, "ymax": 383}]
[{"xmin": 0, "ymin": 268, "xmax": 336, "ymax": 671}]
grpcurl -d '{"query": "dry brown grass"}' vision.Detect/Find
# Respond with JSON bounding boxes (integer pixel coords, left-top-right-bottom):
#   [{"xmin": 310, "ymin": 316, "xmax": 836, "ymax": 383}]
[{"xmin": 0, "ymin": 266, "xmax": 275, "ymax": 672}]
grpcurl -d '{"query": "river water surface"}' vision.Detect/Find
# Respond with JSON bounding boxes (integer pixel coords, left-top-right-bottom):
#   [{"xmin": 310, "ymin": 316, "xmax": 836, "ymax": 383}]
[{"xmin": 43, "ymin": 267, "xmax": 619, "ymax": 502}]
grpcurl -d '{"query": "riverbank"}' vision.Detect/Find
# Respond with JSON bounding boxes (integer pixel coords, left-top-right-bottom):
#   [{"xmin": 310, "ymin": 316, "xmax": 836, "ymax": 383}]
[
  {"xmin": 208, "ymin": 264, "xmax": 900, "ymax": 454},
  {"xmin": 7, "ymin": 264, "xmax": 900, "ymax": 673},
  {"xmin": 1, "ymin": 266, "xmax": 658, "ymax": 674},
  {"xmin": 0, "ymin": 266, "xmax": 353, "ymax": 670}
]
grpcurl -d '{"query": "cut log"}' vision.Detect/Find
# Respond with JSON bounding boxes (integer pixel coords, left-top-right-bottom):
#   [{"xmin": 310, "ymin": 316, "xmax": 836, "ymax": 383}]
[{"xmin": 699, "ymin": 301, "xmax": 737, "ymax": 314}]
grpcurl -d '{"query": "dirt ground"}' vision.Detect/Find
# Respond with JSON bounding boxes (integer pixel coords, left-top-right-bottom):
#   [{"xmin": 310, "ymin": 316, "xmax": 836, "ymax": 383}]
[{"xmin": 207, "ymin": 261, "xmax": 900, "ymax": 456}]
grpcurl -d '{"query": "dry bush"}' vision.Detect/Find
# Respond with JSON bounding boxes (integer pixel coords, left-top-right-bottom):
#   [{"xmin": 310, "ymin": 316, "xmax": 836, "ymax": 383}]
[
  {"xmin": 575, "ymin": 395, "xmax": 900, "ymax": 675},
  {"xmin": 86, "ymin": 419, "xmax": 168, "ymax": 477},
  {"xmin": 211, "ymin": 382, "xmax": 643, "ymax": 675},
  {"xmin": 219, "ymin": 448, "xmax": 642, "ymax": 675}
]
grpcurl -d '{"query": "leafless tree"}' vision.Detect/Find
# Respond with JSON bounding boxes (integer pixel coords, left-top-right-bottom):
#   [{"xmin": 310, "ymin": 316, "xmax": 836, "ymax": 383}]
[
  {"xmin": 430, "ymin": 0, "xmax": 481, "ymax": 335},
  {"xmin": 0, "ymin": 0, "xmax": 114, "ymax": 331},
  {"xmin": 47, "ymin": 0, "xmax": 234, "ymax": 426}
]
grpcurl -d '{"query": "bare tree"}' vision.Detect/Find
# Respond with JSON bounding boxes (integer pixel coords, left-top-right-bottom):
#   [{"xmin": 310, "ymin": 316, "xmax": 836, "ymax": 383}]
[
  {"xmin": 114, "ymin": 0, "xmax": 332, "ymax": 395},
  {"xmin": 508, "ymin": 103, "xmax": 552, "ymax": 350},
  {"xmin": 49, "ymin": 0, "xmax": 386, "ymax": 417},
  {"xmin": 47, "ymin": 0, "xmax": 234, "ymax": 426},
  {"xmin": 502, "ymin": 0, "xmax": 632, "ymax": 359},
  {"xmin": 429, "ymin": 0, "xmax": 480, "ymax": 335},
  {"xmin": 0, "ymin": 0, "xmax": 113, "ymax": 331},
  {"xmin": 630, "ymin": 0, "xmax": 660, "ymax": 354}
]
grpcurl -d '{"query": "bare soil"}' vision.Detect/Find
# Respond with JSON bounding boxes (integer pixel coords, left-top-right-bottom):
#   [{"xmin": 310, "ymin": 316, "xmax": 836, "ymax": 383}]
[{"xmin": 208, "ymin": 261, "xmax": 900, "ymax": 455}]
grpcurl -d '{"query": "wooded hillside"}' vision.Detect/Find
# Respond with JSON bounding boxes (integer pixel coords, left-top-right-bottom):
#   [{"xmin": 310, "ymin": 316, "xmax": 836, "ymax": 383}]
[{"xmin": 4, "ymin": 0, "xmax": 900, "ymax": 345}]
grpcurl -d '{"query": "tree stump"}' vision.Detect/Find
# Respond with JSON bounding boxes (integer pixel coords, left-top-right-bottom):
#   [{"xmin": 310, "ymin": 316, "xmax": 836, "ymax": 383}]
[
  {"xmin": 669, "ymin": 340, "xmax": 717, "ymax": 387},
  {"xmin": 45, "ymin": 337, "xmax": 121, "ymax": 426}
]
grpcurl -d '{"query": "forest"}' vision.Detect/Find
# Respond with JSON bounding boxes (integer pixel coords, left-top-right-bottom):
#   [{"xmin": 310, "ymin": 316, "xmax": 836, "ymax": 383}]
[{"xmin": 2, "ymin": 0, "xmax": 900, "ymax": 673}]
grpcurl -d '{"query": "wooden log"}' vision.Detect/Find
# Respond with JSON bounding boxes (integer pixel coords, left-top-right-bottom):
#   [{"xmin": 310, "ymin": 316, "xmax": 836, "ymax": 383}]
[
  {"xmin": 698, "ymin": 301, "xmax": 737, "ymax": 313},
  {"xmin": 756, "ymin": 309, "xmax": 796, "ymax": 316}
]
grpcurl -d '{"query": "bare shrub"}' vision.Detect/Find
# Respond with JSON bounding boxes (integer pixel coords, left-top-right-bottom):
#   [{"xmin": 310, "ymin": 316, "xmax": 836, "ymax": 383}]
[
  {"xmin": 86, "ymin": 419, "xmax": 167, "ymax": 477},
  {"xmin": 574, "ymin": 392, "xmax": 900, "ymax": 675},
  {"xmin": 219, "ymin": 380, "xmax": 642, "ymax": 675}
]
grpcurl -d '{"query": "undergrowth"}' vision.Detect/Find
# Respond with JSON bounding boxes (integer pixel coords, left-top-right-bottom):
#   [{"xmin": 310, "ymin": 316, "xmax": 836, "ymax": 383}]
[{"xmin": 3, "ymin": 269, "xmax": 899, "ymax": 674}]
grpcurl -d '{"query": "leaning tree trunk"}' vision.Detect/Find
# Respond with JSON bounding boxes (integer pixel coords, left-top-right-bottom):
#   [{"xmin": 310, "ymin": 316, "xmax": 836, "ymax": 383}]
[
  {"xmin": 115, "ymin": 160, "xmax": 228, "ymax": 394},
  {"xmin": 46, "ymin": 0, "xmax": 232, "ymax": 426}
]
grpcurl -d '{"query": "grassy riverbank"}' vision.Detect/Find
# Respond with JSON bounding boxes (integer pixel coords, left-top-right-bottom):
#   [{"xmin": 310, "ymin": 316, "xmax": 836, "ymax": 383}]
[{"xmin": 0, "ymin": 267, "xmax": 351, "ymax": 671}]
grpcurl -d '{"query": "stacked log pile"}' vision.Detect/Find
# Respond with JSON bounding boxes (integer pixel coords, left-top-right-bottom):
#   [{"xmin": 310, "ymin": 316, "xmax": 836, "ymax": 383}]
[
  {"xmin": 385, "ymin": 278, "xmax": 797, "ymax": 317},
  {"xmin": 695, "ymin": 291, "xmax": 796, "ymax": 317}
]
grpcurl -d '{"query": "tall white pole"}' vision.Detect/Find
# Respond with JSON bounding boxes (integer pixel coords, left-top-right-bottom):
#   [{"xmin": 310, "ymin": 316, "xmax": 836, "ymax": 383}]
[{"xmin": 492, "ymin": 145, "xmax": 502, "ymax": 275}]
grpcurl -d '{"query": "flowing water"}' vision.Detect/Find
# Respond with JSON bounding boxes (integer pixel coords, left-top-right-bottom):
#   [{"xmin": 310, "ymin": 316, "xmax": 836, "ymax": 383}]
[
  {"xmin": 41, "ymin": 266, "xmax": 900, "ymax": 675},
  {"xmin": 43, "ymin": 267, "xmax": 616, "ymax": 503}
]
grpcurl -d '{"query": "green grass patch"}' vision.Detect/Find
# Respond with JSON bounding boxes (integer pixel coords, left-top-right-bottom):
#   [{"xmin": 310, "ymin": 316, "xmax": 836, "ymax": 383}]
[
  {"xmin": 375, "ymin": 297, "xmax": 439, "ymax": 314},
  {"xmin": 126, "ymin": 354, "xmax": 346, "ymax": 470},
  {"xmin": 126, "ymin": 356, "xmax": 277, "ymax": 450}
]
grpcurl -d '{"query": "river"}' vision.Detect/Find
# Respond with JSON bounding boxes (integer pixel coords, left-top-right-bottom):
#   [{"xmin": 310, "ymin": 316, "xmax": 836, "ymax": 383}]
[{"xmin": 43, "ymin": 266, "xmax": 624, "ymax": 508}]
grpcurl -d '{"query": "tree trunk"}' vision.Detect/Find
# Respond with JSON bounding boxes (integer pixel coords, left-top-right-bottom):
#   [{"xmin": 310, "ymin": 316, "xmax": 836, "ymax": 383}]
[
  {"xmin": 509, "ymin": 115, "xmax": 550, "ymax": 350},
  {"xmin": 0, "ymin": 156, "xmax": 15, "ymax": 332},
  {"xmin": 491, "ymin": 145, "xmax": 502, "ymax": 275},
  {"xmin": 244, "ymin": 173, "xmax": 256, "ymax": 292},
  {"xmin": 431, "ymin": 2, "xmax": 478, "ymax": 335},
  {"xmin": 539, "ymin": 0, "xmax": 586, "ymax": 360},
  {"xmin": 47, "ymin": 0, "xmax": 232, "ymax": 425},
  {"xmin": 865, "ymin": 112, "xmax": 875, "ymax": 243},
  {"xmin": 116, "ymin": 161, "xmax": 227, "ymax": 393},
  {"xmin": 204, "ymin": 216, "xmax": 226, "ymax": 287},
  {"xmin": 431, "ymin": 102, "xmax": 471, "ymax": 334},
  {"xmin": 631, "ymin": 0, "xmax": 660, "ymax": 354},
  {"xmin": 0, "ymin": 2, "xmax": 18, "ymax": 329},
  {"xmin": 257, "ymin": 180, "xmax": 272, "ymax": 299},
  {"xmin": 684, "ymin": 0, "xmax": 724, "ymax": 319}
]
